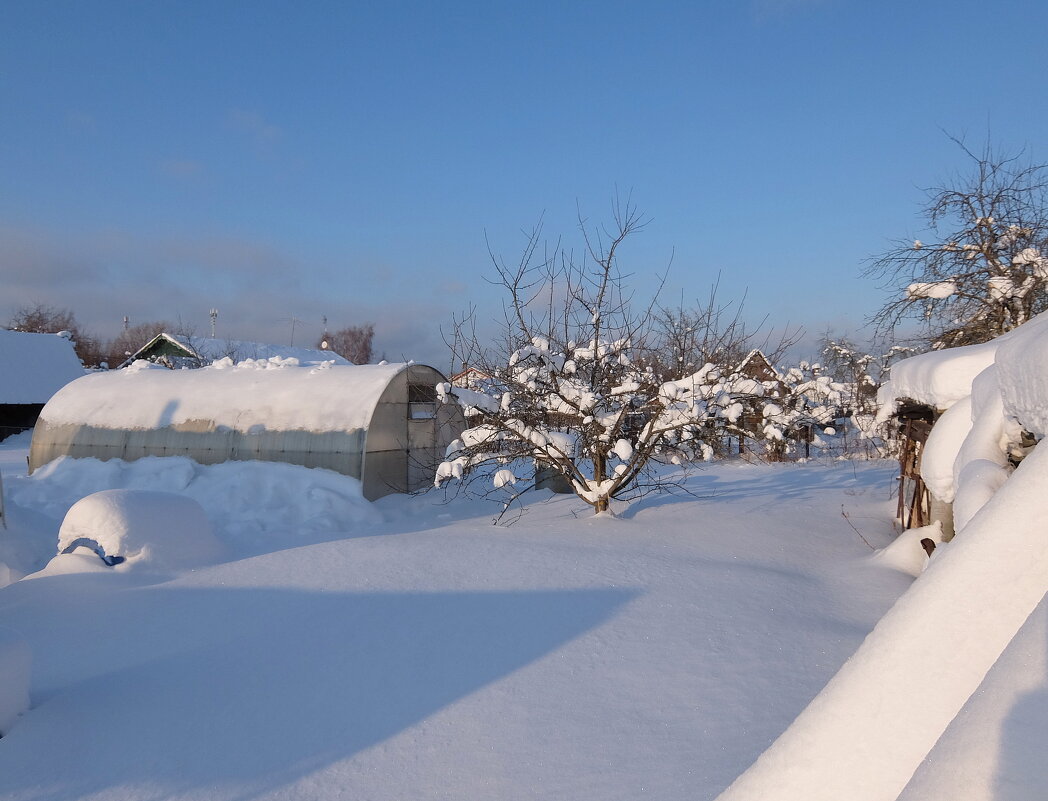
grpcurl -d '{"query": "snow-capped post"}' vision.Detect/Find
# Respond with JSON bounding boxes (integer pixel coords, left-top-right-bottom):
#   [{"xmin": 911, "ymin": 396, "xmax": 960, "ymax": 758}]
[
  {"xmin": 865, "ymin": 135, "xmax": 1048, "ymax": 350},
  {"xmin": 434, "ymin": 198, "xmax": 822, "ymax": 516}
]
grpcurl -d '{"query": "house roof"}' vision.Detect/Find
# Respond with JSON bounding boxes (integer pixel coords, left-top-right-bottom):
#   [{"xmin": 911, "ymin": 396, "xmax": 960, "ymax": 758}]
[
  {"xmin": 735, "ymin": 349, "xmax": 782, "ymax": 382},
  {"xmin": 0, "ymin": 329, "xmax": 85, "ymax": 404},
  {"xmin": 124, "ymin": 333, "xmax": 352, "ymax": 367}
]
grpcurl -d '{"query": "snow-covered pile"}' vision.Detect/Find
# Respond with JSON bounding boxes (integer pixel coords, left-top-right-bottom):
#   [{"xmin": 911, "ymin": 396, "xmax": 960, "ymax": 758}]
[
  {"xmin": 0, "ymin": 328, "xmax": 85, "ymax": 404},
  {"xmin": 56, "ymin": 489, "xmax": 223, "ymax": 570},
  {"xmin": 3, "ymin": 456, "xmax": 380, "ymax": 580},
  {"xmin": 0, "ymin": 626, "xmax": 30, "ymax": 735},
  {"xmin": 38, "ymin": 359, "xmax": 410, "ymax": 433}
]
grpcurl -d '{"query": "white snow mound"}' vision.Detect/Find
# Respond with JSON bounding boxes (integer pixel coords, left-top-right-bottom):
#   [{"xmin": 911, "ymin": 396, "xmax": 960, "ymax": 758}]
[{"xmin": 56, "ymin": 489, "xmax": 224, "ymax": 570}]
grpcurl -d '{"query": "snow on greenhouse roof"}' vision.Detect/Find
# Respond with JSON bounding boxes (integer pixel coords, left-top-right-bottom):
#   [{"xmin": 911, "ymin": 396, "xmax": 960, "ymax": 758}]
[
  {"xmin": 0, "ymin": 329, "xmax": 85, "ymax": 404},
  {"xmin": 40, "ymin": 359, "xmax": 412, "ymax": 433}
]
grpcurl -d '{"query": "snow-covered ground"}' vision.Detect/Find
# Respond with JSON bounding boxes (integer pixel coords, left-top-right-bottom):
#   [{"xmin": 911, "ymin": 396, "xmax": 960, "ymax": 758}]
[{"xmin": 0, "ymin": 431, "xmax": 1043, "ymax": 799}]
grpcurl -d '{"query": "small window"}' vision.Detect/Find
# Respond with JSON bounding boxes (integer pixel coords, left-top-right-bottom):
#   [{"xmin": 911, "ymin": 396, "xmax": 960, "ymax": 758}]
[
  {"xmin": 408, "ymin": 384, "xmax": 437, "ymax": 420},
  {"xmin": 408, "ymin": 384, "xmax": 438, "ymax": 403}
]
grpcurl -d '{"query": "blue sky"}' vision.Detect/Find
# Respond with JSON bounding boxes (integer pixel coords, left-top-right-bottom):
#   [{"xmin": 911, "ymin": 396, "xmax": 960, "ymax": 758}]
[{"xmin": 4, "ymin": 0, "xmax": 1048, "ymax": 368}]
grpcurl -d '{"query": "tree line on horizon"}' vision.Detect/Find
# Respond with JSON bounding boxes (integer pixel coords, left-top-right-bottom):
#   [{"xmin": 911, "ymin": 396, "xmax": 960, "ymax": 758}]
[{"xmin": 2, "ymin": 308, "xmax": 376, "ymax": 367}]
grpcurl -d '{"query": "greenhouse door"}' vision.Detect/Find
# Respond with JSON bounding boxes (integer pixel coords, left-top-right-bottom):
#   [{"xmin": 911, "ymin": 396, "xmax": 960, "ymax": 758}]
[{"xmin": 407, "ymin": 384, "xmax": 439, "ymax": 492}]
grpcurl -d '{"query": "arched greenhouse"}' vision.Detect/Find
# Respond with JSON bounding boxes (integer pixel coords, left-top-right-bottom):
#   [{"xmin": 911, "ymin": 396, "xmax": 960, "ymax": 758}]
[{"xmin": 29, "ymin": 359, "xmax": 464, "ymax": 500}]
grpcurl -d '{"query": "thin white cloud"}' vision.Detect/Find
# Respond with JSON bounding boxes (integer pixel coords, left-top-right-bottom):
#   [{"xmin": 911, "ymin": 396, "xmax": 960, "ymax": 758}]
[
  {"xmin": 159, "ymin": 159, "xmax": 207, "ymax": 181},
  {"xmin": 225, "ymin": 108, "xmax": 283, "ymax": 153}
]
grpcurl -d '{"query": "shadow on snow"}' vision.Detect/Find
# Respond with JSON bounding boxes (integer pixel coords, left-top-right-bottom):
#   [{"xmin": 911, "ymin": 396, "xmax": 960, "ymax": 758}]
[{"xmin": 0, "ymin": 575, "xmax": 636, "ymax": 800}]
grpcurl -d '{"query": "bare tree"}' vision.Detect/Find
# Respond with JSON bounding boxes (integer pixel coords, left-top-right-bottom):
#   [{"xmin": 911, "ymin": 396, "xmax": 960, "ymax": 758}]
[
  {"xmin": 5, "ymin": 303, "xmax": 101, "ymax": 366},
  {"xmin": 321, "ymin": 324, "xmax": 374, "ymax": 364},
  {"xmin": 865, "ymin": 137, "xmax": 1048, "ymax": 349},
  {"xmin": 436, "ymin": 199, "xmax": 823, "ymax": 516}
]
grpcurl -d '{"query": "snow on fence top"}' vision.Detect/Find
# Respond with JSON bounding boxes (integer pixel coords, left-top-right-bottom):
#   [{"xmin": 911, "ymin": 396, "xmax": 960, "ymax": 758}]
[
  {"xmin": 876, "ymin": 339, "xmax": 998, "ymax": 415},
  {"xmin": 40, "ymin": 359, "xmax": 409, "ymax": 434},
  {"xmin": 0, "ymin": 329, "xmax": 84, "ymax": 404},
  {"xmin": 878, "ymin": 311, "xmax": 1048, "ymax": 430}
]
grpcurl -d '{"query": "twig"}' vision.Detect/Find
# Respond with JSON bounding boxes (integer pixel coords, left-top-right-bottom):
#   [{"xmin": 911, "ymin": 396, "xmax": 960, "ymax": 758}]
[{"xmin": 842, "ymin": 505, "xmax": 877, "ymax": 550}]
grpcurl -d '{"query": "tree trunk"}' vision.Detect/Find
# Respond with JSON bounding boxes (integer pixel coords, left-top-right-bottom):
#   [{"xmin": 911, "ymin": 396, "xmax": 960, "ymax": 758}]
[{"xmin": 592, "ymin": 452, "xmax": 609, "ymax": 514}]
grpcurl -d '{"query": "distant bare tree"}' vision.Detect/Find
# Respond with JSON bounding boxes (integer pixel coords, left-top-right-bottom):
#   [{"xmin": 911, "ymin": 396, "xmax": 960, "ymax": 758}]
[
  {"xmin": 646, "ymin": 278, "xmax": 800, "ymax": 381},
  {"xmin": 5, "ymin": 303, "xmax": 101, "ymax": 366},
  {"xmin": 321, "ymin": 324, "xmax": 374, "ymax": 364},
  {"xmin": 866, "ymin": 137, "xmax": 1048, "ymax": 349}
]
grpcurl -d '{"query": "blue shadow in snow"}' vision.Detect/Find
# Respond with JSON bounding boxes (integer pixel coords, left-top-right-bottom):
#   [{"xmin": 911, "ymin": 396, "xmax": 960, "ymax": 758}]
[
  {"xmin": 0, "ymin": 581, "xmax": 635, "ymax": 800},
  {"xmin": 619, "ymin": 462, "xmax": 896, "ymax": 518},
  {"xmin": 993, "ymin": 601, "xmax": 1048, "ymax": 800}
]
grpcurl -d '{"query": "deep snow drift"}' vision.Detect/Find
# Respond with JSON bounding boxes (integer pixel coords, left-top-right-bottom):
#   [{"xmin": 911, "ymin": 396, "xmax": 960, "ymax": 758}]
[
  {"xmin": 0, "ymin": 435, "xmax": 914, "ymax": 801},
  {"xmin": 719, "ymin": 312, "xmax": 1048, "ymax": 801}
]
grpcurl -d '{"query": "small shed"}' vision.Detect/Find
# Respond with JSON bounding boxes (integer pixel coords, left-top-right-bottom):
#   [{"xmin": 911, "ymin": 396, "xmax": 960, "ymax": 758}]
[
  {"xmin": 29, "ymin": 360, "xmax": 464, "ymax": 500},
  {"xmin": 0, "ymin": 329, "xmax": 85, "ymax": 441},
  {"xmin": 120, "ymin": 333, "xmax": 352, "ymax": 369}
]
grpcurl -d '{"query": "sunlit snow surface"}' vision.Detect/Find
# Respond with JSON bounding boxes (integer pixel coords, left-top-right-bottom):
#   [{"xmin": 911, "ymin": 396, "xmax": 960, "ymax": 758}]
[{"xmin": 0, "ymin": 436, "xmax": 917, "ymax": 801}]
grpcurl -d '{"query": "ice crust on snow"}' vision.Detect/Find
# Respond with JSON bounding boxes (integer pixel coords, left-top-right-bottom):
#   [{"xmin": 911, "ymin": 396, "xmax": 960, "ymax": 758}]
[
  {"xmin": 56, "ymin": 489, "xmax": 224, "ymax": 570},
  {"xmin": 38, "ymin": 361, "xmax": 413, "ymax": 434}
]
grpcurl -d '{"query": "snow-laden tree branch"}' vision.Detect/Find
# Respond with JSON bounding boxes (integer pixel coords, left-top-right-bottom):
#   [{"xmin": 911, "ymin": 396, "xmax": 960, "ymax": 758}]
[{"xmin": 865, "ymin": 136, "xmax": 1048, "ymax": 349}]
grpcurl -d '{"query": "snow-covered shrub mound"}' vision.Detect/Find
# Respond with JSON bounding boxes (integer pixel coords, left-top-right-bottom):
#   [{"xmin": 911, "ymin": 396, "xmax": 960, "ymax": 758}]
[
  {"xmin": 12, "ymin": 456, "xmax": 381, "ymax": 555},
  {"xmin": 0, "ymin": 626, "xmax": 30, "ymax": 735},
  {"xmin": 57, "ymin": 489, "xmax": 223, "ymax": 570}
]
